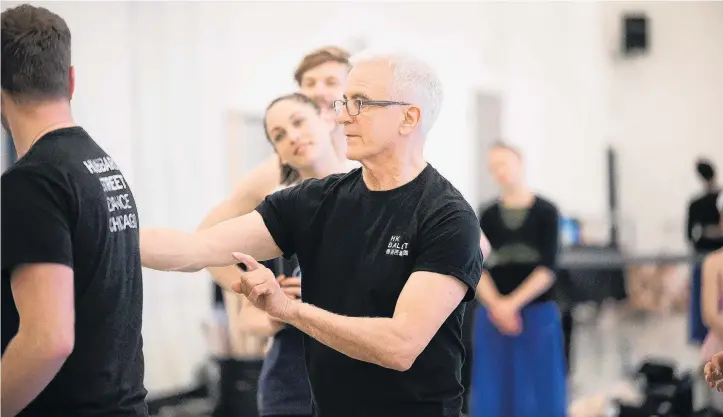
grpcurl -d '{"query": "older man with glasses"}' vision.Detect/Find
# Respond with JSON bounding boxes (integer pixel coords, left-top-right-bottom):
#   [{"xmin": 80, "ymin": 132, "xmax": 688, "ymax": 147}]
[{"xmin": 140, "ymin": 49, "xmax": 490, "ymax": 417}]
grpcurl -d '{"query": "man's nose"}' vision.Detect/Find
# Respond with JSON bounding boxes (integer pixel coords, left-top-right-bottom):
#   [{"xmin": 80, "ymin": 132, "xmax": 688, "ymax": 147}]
[{"xmin": 335, "ymin": 107, "xmax": 352, "ymax": 125}]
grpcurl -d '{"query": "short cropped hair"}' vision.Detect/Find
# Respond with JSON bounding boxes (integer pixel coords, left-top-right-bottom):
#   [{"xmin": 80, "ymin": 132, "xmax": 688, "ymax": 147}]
[
  {"xmin": 350, "ymin": 49, "xmax": 444, "ymax": 135},
  {"xmin": 293, "ymin": 46, "xmax": 351, "ymax": 86},
  {"xmin": 1, "ymin": 4, "xmax": 71, "ymax": 103}
]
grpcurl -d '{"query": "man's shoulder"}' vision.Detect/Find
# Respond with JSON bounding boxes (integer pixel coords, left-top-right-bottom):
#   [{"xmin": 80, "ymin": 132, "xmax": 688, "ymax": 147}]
[
  {"xmin": 1, "ymin": 163, "xmax": 68, "ymax": 196},
  {"xmin": 295, "ymin": 167, "xmax": 362, "ymax": 195},
  {"xmin": 414, "ymin": 168, "xmax": 478, "ymax": 233},
  {"xmin": 421, "ymin": 166, "xmax": 476, "ymax": 215}
]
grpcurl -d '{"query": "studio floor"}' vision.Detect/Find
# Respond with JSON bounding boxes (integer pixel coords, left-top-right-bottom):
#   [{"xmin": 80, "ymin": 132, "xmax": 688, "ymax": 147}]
[
  {"xmin": 152, "ymin": 302, "xmax": 711, "ymax": 417},
  {"xmin": 568, "ymin": 301, "xmax": 705, "ymax": 406}
]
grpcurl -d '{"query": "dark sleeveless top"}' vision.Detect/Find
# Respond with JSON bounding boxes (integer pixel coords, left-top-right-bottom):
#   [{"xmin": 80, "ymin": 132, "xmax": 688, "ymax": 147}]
[{"xmin": 257, "ymin": 255, "xmax": 311, "ymax": 416}]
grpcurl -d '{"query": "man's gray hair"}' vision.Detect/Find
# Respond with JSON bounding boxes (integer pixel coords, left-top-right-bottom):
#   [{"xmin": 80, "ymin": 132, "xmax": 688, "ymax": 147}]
[{"xmin": 349, "ymin": 49, "xmax": 444, "ymax": 135}]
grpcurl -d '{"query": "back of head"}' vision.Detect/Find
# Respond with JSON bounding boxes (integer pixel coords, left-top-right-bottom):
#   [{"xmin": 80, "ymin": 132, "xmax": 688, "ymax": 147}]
[
  {"xmin": 696, "ymin": 159, "xmax": 716, "ymax": 182},
  {"xmin": 294, "ymin": 46, "xmax": 351, "ymax": 86},
  {"xmin": 1, "ymin": 4, "xmax": 71, "ymax": 104},
  {"xmin": 349, "ymin": 49, "xmax": 444, "ymax": 136}
]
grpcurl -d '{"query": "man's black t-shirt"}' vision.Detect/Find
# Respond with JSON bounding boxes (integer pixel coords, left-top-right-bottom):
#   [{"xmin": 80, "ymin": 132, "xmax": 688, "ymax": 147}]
[
  {"xmin": 255, "ymin": 164, "xmax": 483, "ymax": 417},
  {"xmin": 1, "ymin": 127, "xmax": 147, "ymax": 416}
]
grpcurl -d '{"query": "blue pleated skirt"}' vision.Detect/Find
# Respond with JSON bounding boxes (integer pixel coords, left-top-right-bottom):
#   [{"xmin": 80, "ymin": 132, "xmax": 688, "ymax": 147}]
[{"xmin": 470, "ymin": 301, "xmax": 567, "ymax": 417}]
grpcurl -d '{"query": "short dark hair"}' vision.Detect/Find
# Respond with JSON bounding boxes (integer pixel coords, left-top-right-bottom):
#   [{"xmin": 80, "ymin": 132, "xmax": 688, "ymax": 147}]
[
  {"xmin": 1, "ymin": 4, "xmax": 71, "ymax": 103},
  {"xmin": 263, "ymin": 93, "xmax": 321, "ymax": 185},
  {"xmin": 293, "ymin": 46, "xmax": 350, "ymax": 86},
  {"xmin": 696, "ymin": 159, "xmax": 716, "ymax": 181}
]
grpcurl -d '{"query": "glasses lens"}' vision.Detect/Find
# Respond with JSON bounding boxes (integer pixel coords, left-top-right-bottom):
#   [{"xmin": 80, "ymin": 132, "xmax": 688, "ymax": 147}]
[
  {"xmin": 332, "ymin": 101, "xmax": 343, "ymax": 114},
  {"xmin": 349, "ymin": 99, "xmax": 361, "ymax": 116}
]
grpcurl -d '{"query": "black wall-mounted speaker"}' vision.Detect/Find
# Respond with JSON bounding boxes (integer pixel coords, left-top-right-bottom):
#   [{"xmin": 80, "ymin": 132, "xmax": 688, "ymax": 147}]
[{"xmin": 622, "ymin": 13, "xmax": 648, "ymax": 55}]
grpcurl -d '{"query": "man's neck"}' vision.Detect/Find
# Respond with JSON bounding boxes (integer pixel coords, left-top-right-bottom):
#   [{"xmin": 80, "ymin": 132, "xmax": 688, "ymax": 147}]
[
  {"xmin": 9, "ymin": 102, "xmax": 75, "ymax": 159},
  {"xmin": 360, "ymin": 146, "xmax": 427, "ymax": 191},
  {"xmin": 500, "ymin": 186, "xmax": 535, "ymax": 208}
]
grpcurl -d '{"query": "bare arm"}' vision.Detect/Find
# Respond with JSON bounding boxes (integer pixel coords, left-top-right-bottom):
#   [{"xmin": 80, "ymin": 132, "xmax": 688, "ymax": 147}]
[
  {"xmin": 474, "ymin": 230, "xmax": 496, "ymax": 304},
  {"xmin": 279, "ymin": 271, "xmax": 467, "ymax": 371},
  {"xmin": 702, "ymin": 250, "xmax": 723, "ymax": 338},
  {"xmin": 238, "ymin": 300, "xmax": 285, "ymax": 337},
  {"xmin": 141, "ymin": 211, "xmax": 282, "ymax": 272},
  {"xmin": 476, "ymin": 271, "xmax": 501, "ymax": 306},
  {"xmin": 198, "ymin": 156, "xmax": 280, "ymax": 290},
  {"xmin": 2, "ymin": 264, "xmax": 75, "ymax": 417},
  {"xmin": 507, "ymin": 267, "xmax": 555, "ymax": 310},
  {"xmin": 480, "ymin": 231, "xmax": 491, "ymax": 261}
]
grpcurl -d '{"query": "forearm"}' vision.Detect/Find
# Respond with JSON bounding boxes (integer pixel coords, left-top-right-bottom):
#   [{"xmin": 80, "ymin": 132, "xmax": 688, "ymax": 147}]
[
  {"xmin": 476, "ymin": 271, "xmax": 502, "ymax": 306},
  {"xmin": 239, "ymin": 302, "xmax": 285, "ymax": 337},
  {"xmin": 707, "ymin": 316, "xmax": 723, "ymax": 341},
  {"xmin": 2, "ymin": 332, "xmax": 70, "ymax": 416},
  {"xmin": 140, "ymin": 228, "xmax": 226, "ymax": 272},
  {"xmin": 281, "ymin": 302, "xmax": 412, "ymax": 371},
  {"xmin": 507, "ymin": 267, "xmax": 555, "ymax": 309},
  {"xmin": 209, "ymin": 266, "xmax": 243, "ymax": 292}
]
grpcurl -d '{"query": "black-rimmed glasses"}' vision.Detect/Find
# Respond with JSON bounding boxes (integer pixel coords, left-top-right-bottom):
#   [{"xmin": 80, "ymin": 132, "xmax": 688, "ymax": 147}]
[{"xmin": 332, "ymin": 99, "xmax": 411, "ymax": 116}]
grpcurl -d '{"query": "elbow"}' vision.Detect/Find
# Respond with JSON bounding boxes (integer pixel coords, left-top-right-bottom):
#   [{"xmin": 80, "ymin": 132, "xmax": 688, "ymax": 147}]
[
  {"xmin": 384, "ymin": 340, "xmax": 424, "ymax": 372},
  {"xmin": 38, "ymin": 330, "xmax": 74, "ymax": 360},
  {"xmin": 703, "ymin": 309, "xmax": 717, "ymax": 329}
]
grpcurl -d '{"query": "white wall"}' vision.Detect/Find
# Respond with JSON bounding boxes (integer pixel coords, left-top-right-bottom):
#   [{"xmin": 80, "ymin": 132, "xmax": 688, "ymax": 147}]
[
  {"xmin": 4, "ymin": 0, "xmax": 721, "ymax": 396},
  {"xmin": 604, "ymin": 1, "xmax": 723, "ymax": 253}
]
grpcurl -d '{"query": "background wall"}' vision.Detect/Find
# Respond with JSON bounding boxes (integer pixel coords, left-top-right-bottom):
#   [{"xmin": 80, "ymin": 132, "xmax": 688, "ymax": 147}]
[
  {"xmin": 604, "ymin": 1, "xmax": 723, "ymax": 253},
  {"xmin": 3, "ymin": 0, "xmax": 722, "ymax": 396}
]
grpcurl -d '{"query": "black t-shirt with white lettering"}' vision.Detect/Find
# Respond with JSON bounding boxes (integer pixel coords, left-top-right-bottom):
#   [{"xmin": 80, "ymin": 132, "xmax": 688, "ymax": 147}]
[
  {"xmin": 1, "ymin": 127, "xmax": 147, "ymax": 416},
  {"xmin": 255, "ymin": 164, "xmax": 483, "ymax": 417}
]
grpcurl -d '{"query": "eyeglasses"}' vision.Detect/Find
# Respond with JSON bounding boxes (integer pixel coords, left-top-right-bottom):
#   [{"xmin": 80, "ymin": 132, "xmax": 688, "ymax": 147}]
[{"xmin": 332, "ymin": 99, "xmax": 411, "ymax": 116}]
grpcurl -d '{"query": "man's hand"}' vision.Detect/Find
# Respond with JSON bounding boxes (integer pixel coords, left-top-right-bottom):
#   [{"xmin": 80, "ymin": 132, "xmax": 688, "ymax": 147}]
[
  {"xmin": 268, "ymin": 275, "xmax": 302, "ymax": 326},
  {"xmin": 487, "ymin": 297, "xmax": 522, "ymax": 336},
  {"xmin": 705, "ymin": 351, "xmax": 723, "ymax": 391},
  {"xmin": 230, "ymin": 253, "xmax": 295, "ymax": 319}
]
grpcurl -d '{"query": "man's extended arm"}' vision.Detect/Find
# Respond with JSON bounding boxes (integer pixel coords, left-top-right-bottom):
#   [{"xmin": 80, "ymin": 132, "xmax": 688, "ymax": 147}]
[
  {"xmin": 141, "ymin": 211, "xmax": 282, "ymax": 272},
  {"xmin": 279, "ymin": 271, "xmax": 468, "ymax": 371},
  {"xmin": 2, "ymin": 265, "xmax": 75, "ymax": 417},
  {"xmin": 197, "ymin": 156, "xmax": 280, "ymax": 290}
]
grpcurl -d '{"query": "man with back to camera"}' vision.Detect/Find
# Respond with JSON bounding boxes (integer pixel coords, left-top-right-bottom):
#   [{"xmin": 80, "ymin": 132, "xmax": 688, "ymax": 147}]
[
  {"xmin": 141, "ymin": 49, "xmax": 490, "ymax": 417},
  {"xmin": 1, "ymin": 5, "xmax": 147, "ymax": 417}
]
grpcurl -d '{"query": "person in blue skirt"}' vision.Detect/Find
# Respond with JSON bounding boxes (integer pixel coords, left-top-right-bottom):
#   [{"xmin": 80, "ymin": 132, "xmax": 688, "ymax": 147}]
[{"xmin": 471, "ymin": 142, "xmax": 567, "ymax": 417}]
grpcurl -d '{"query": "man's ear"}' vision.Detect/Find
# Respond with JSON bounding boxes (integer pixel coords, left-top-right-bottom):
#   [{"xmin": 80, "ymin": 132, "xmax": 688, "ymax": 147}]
[
  {"xmin": 68, "ymin": 66, "xmax": 76, "ymax": 100},
  {"xmin": 399, "ymin": 106, "xmax": 421, "ymax": 136}
]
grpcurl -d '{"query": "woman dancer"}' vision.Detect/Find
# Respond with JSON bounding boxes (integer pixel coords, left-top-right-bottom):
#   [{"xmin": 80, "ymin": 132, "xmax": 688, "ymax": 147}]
[{"xmin": 199, "ymin": 93, "xmax": 351, "ymax": 417}]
